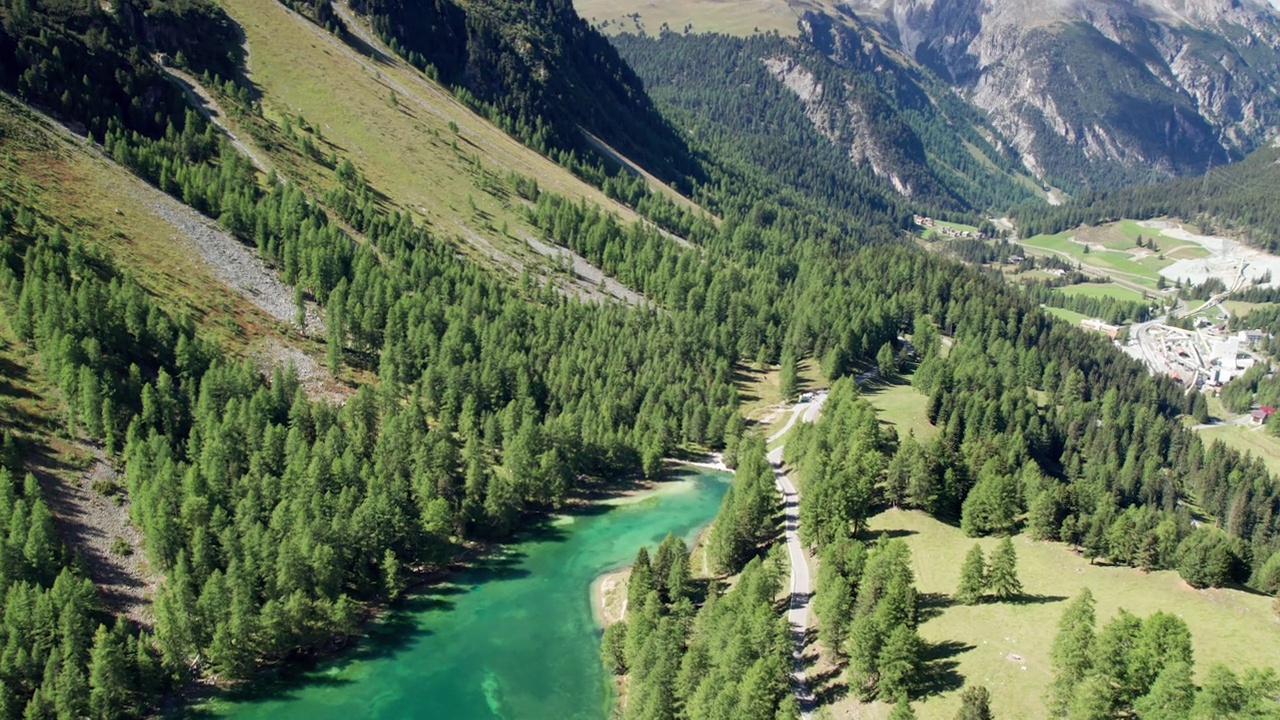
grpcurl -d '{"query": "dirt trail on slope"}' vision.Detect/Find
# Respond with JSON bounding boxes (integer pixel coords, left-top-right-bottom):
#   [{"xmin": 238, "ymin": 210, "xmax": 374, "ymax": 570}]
[{"xmin": 155, "ymin": 58, "xmax": 274, "ymax": 176}]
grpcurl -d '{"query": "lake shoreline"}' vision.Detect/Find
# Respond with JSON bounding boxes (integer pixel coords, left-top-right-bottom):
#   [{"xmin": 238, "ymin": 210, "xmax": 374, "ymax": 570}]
[
  {"xmin": 189, "ymin": 459, "xmax": 731, "ymax": 716},
  {"xmin": 588, "ymin": 456, "xmax": 732, "ymax": 626}
]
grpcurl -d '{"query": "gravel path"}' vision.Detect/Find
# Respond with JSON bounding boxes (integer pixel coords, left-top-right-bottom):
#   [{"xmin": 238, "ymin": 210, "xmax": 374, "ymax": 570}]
[{"xmin": 155, "ymin": 58, "xmax": 275, "ymax": 177}]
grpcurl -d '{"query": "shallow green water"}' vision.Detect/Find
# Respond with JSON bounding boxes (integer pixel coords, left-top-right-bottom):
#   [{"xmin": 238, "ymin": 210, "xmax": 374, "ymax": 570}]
[{"xmin": 207, "ymin": 468, "xmax": 729, "ymax": 720}]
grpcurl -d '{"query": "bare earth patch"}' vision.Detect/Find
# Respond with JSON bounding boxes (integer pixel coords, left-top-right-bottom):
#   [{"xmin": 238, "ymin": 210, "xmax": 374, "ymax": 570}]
[
  {"xmin": 252, "ymin": 343, "xmax": 352, "ymax": 405},
  {"xmin": 525, "ymin": 235, "xmax": 647, "ymax": 306},
  {"xmin": 36, "ymin": 445, "xmax": 157, "ymax": 626}
]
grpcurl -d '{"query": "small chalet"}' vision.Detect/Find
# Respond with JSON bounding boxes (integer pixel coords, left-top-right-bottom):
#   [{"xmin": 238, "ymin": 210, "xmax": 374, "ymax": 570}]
[{"xmin": 1251, "ymin": 406, "xmax": 1276, "ymax": 424}]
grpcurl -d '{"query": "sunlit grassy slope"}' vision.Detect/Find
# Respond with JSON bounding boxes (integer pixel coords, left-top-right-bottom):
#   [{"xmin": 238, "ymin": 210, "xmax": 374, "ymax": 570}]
[
  {"xmin": 833, "ymin": 510, "xmax": 1280, "ymax": 720},
  {"xmin": 0, "ymin": 96, "xmax": 286, "ymax": 352},
  {"xmin": 220, "ymin": 0, "xmax": 658, "ymax": 278}
]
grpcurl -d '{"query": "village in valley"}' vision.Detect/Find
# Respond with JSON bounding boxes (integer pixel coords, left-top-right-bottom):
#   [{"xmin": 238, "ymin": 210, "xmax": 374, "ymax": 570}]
[{"xmin": 916, "ymin": 213, "xmax": 1280, "ymax": 436}]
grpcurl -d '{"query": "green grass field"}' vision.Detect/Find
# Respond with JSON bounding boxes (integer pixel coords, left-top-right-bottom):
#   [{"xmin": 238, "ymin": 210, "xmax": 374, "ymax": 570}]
[
  {"xmin": 921, "ymin": 219, "xmax": 981, "ymax": 240},
  {"xmin": 827, "ymin": 510, "xmax": 1280, "ymax": 720},
  {"xmin": 862, "ymin": 379, "xmax": 938, "ymax": 442},
  {"xmin": 1043, "ymin": 306, "xmax": 1091, "ymax": 325},
  {"xmin": 1020, "ymin": 220, "xmax": 1209, "ymax": 289},
  {"xmin": 1198, "ymin": 423, "xmax": 1280, "ymax": 476},
  {"xmin": 1058, "ymin": 283, "xmax": 1149, "ymax": 303},
  {"xmin": 1224, "ymin": 300, "xmax": 1267, "ymax": 320}
]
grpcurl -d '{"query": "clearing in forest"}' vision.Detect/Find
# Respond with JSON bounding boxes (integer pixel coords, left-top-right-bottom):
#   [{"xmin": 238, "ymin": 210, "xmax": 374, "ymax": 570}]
[{"xmin": 810, "ymin": 509, "xmax": 1280, "ymax": 720}]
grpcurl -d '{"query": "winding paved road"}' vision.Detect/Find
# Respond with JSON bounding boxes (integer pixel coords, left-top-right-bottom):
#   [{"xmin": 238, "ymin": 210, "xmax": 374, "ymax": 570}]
[{"xmin": 765, "ymin": 393, "xmax": 826, "ymax": 718}]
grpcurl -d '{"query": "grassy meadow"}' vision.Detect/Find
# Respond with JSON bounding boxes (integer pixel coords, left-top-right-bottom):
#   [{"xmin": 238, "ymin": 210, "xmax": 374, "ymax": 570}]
[
  {"xmin": 1020, "ymin": 220, "xmax": 1210, "ymax": 290},
  {"xmin": 813, "ymin": 510, "xmax": 1280, "ymax": 720},
  {"xmin": 220, "ymin": 0, "xmax": 651, "ymax": 281}
]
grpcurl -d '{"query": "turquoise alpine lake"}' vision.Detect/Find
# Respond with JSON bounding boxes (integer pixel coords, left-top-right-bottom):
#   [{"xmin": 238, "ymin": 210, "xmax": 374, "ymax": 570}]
[{"xmin": 204, "ymin": 467, "xmax": 730, "ymax": 720}]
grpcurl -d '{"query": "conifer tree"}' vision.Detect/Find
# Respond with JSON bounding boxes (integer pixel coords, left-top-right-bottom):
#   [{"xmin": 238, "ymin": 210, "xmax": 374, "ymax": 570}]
[
  {"xmin": 628, "ymin": 547, "xmax": 654, "ymax": 611},
  {"xmin": 955, "ymin": 685, "xmax": 993, "ymax": 720},
  {"xmin": 987, "ymin": 538, "xmax": 1022, "ymax": 599},
  {"xmin": 877, "ymin": 625, "xmax": 922, "ymax": 701},
  {"xmin": 601, "ymin": 622, "xmax": 628, "ymax": 675},
  {"xmin": 779, "ymin": 349, "xmax": 798, "ymax": 400},
  {"xmin": 1133, "ymin": 661, "xmax": 1195, "ymax": 720},
  {"xmin": 88, "ymin": 624, "xmax": 128, "ymax": 720},
  {"xmin": 955, "ymin": 543, "xmax": 987, "ymax": 605},
  {"xmin": 877, "ymin": 342, "xmax": 897, "ymax": 377},
  {"xmin": 1048, "ymin": 589, "xmax": 1095, "ymax": 716}
]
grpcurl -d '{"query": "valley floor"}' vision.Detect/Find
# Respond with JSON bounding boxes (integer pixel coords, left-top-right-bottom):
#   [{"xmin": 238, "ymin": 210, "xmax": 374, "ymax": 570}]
[{"xmin": 808, "ymin": 509, "xmax": 1280, "ymax": 720}]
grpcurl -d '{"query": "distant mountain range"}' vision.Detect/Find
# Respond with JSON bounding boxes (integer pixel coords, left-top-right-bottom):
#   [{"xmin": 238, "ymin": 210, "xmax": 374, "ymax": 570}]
[
  {"xmin": 843, "ymin": 0, "xmax": 1280, "ymax": 188},
  {"xmin": 592, "ymin": 0, "xmax": 1280, "ymax": 208}
]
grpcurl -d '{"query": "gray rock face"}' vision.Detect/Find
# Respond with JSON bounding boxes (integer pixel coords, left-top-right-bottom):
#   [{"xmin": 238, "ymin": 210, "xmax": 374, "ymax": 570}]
[
  {"xmin": 841, "ymin": 0, "xmax": 1280, "ymax": 185},
  {"xmin": 762, "ymin": 55, "xmax": 917, "ymax": 196}
]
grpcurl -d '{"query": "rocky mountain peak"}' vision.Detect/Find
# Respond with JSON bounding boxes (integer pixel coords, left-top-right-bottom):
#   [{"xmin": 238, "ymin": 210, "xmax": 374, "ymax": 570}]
[{"xmin": 827, "ymin": 0, "xmax": 1280, "ymax": 187}]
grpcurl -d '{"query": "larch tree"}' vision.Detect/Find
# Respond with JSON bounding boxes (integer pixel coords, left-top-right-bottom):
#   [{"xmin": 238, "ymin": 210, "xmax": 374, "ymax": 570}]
[
  {"xmin": 954, "ymin": 543, "xmax": 987, "ymax": 605},
  {"xmin": 877, "ymin": 624, "xmax": 923, "ymax": 702},
  {"xmin": 877, "ymin": 341, "xmax": 897, "ymax": 377},
  {"xmin": 1048, "ymin": 589, "xmax": 1095, "ymax": 716},
  {"xmin": 986, "ymin": 537, "xmax": 1022, "ymax": 599},
  {"xmin": 955, "ymin": 685, "xmax": 993, "ymax": 720},
  {"xmin": 1133, "ymin": 661, "xmax": 1196, "ymax": 720}
]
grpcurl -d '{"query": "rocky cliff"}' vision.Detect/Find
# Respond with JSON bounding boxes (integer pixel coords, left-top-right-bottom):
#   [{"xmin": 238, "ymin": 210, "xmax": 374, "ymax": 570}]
[{"xmin": 839, "ymin": 0, "xmax": 1280, "ymax": 188}]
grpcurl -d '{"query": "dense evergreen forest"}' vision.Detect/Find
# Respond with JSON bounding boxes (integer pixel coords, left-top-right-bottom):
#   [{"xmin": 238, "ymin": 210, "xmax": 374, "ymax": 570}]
[
  {"xmin": 0, "ymin": 0, "xmax": 1279, "ymax": 717},
  {"xmin": 611, "ymin": 29, "xmax": 1035, "ymax": 217},
  {"xmin": 603, "ymin": 444, "xmax": 796, "ymax": 720}
]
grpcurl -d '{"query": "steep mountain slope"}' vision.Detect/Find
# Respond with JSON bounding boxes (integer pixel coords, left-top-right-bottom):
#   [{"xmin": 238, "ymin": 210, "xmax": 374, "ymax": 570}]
[
  {"xmin": 843, "ymin": 0, "xmax": 1280, "ymax": 188},
  {"xmin": 580, "ymin": 0, "xmax": 1280, "ymax": 195},
  {"xmin": 343, "ymin": 0, "xmax": 704, "ymax": 189},
  {"xmin": 612, "ymin": 25, "xmax": 1038, "ymax": 215},
  {"xmin": 218, "ymin": 0, "xmax": 666, "ymax": 303}
]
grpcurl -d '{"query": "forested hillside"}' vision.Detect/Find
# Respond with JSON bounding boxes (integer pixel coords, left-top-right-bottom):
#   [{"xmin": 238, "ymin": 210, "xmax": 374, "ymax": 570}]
[
  {"xmin": 344, "ymin": 0, "xmax": 702, "ymax": 189},
  {"xmin": 1012, "ymin": 144, "xmax": 1280, "ymax": 252},
  {"xmin": 612, "ymin": 26, "xmax": 1035, "ymax": 219},
  {"xmin": 1, "ymin": 0, "xmax": 1279, "ymax": 717}
]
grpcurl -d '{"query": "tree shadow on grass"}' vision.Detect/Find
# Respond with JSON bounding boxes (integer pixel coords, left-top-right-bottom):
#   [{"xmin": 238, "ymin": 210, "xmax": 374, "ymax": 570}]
[
  {"xmin": 1001, "ymin": 593, "xmax": 1069, "ymax": 606},
  {"xmin": 918, "ymin": 591, "xmax": 954, "ymax": 622},
  {"xmin": 857, "ymin": 527, "xmax": 918, "ymax": 541},
  {"xmin": 819, "ymin": 671, "xmax": 849, "ymax": 707},
  {"xmin": 808, "ymin": 664, "xmax": 844, "ymax": 688},
  {"xmin": 916, "ymin": 639, "xmax": 974, "ymax": 698}
]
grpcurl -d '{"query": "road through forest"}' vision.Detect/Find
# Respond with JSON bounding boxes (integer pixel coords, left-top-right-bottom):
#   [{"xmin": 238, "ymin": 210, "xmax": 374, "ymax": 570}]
[{"xmin": 765, "ymin": 394, "xmax": 826, "ymax": 718}]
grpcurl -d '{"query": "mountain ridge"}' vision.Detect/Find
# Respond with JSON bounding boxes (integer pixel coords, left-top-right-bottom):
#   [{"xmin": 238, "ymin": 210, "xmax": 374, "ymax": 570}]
[{"xmin": 841, "ymin": 0, "xmax": 1280, "ymax": 187}]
